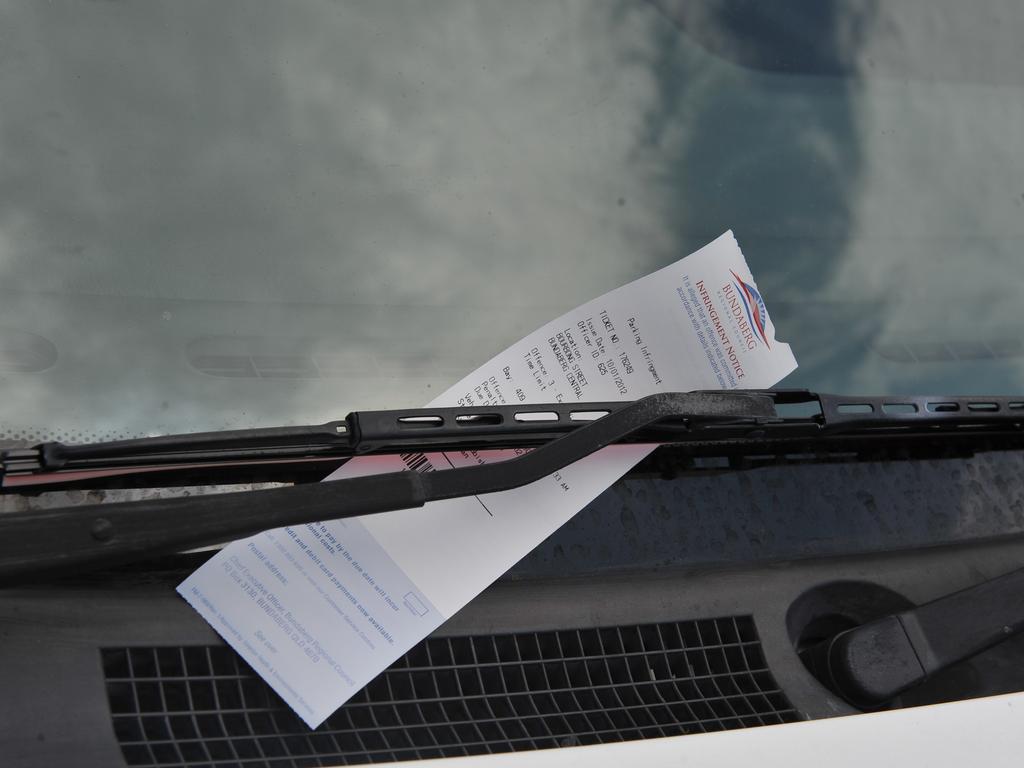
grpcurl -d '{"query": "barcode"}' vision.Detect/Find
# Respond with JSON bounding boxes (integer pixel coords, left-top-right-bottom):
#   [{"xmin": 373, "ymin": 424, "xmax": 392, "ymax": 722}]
[{"xmin": 400, "ymin": 452, "xmax": 436, "ymax": 473}]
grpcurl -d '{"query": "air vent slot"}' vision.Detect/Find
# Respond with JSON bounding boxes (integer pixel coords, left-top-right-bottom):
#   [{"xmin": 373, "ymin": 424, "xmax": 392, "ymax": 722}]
[
  {"xmin": 881, "ymin": 403, "xmax": 918, "ymax": 415},
  {"xmin": 513, "ymin": 411, "xmax": 559, "ymax": 422},
  {"xmin": 397, "ymin": 415, "xmax": 444, "ymax": 428},
  {"xmin": 836, "ymin": 403, "xmax": 873, "ymax": 415},
  {"xmin": 569, "ymin": 411, "xmax": 610, "ymax": 422},
  {"xmin": 455, "ymin": 413, "xmax": 503, "ymax": 426}
]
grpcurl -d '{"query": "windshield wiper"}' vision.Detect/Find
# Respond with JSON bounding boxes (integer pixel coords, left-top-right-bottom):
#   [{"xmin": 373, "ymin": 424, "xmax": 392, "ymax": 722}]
[
  {"xmin": 3, "ymin": 391, "xmax": 1022, "ymax": 487},
  {"xmin": 0, "ymin": 390, "xmax": 1021, "ymax": 583},
  {"xmin": 0, "ymin": 392, "xmax": 772, "ymax": 581}
]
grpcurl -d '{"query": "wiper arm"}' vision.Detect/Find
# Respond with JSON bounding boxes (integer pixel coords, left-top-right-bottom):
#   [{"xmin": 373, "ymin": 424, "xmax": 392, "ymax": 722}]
[
  {"xmin": 0, "ymin": 391, "xmax": 774, "ymax": 583},
  {"xmin": 802, "ymin": 565, "xmax": 1024, "ymax": 707}
]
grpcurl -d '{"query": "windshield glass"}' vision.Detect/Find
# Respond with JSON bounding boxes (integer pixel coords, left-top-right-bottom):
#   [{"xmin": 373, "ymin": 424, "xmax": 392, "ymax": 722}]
[{"xmin": 2, "ymin": 0, "xmax": 1022, "ymax": 442}]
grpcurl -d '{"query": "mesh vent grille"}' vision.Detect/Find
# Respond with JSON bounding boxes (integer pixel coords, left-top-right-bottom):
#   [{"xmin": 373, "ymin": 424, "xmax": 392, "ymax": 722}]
[{"xmin": 104, "ymin": 617, "xmax": 798, "ymax": 767}]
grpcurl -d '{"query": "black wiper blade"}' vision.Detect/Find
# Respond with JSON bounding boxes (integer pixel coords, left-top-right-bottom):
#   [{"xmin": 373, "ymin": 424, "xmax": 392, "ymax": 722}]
[
  {"xmin": 1, "ymin": 390, "xmax": 1022, "ymax": 582},
  {"xmin": 2, "ymin": 399, "xmax": 666, "ymax": 475},
  {"xmin": 0, "ymin": 391, "xmax": 775, "ymax": 582},
  {"xmin": 4, "ymin": 391, "xmax": 1023, "ymax": 485}
]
